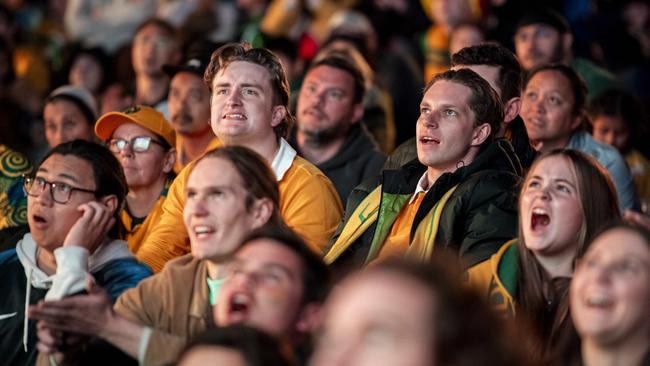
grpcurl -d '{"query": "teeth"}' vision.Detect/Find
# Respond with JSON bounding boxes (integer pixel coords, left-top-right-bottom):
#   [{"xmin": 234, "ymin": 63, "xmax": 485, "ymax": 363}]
[
  {"xmin": 194, "ymin": 226, "xmax": 213, "ymax": 235},
  {"xmin": 532, "ymin": 208, "xmax": 547, "ymax": 215},
  {"xmin": 225, "ymin": 113, "xmax": 245, "ymax": 119},
  {"xmin": 587, "ymin": 294, "xmax": 610, "ymax": 307},
  {"xmin": 233, "ymin": 294, "xmax": 248, "ymax": 305}
]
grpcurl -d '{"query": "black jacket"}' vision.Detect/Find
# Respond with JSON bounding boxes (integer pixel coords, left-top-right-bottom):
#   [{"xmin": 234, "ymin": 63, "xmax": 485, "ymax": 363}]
[
  {"xmin": 327, "ymin": 139, "xmax": 523, "ymax": 275},
  {"xmin": 291, "ymin": 124, "xmax": 386, "ymax": 202}
]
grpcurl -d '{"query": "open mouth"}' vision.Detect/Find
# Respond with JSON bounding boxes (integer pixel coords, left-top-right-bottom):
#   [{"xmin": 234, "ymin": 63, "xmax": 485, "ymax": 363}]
[
  {"xmin": 228, "ymin": 293, "xmax": 251, "ymax": 323},
  {"xmin": 585, "ymin": 293, "xmax": 613, "ymax": 310},
  {"xmin": 193, "ymin": 225, "xmax": 215, "ymax": 239},
  {"xmin": 419, "ymin": 136, "xmax": 440, "ymax": 145},
  {"xmin": 223, "ymin": 113, "xmax": 246, "ymax": 120},
  {"xmin": 531, "ymin": 208, "xmax": 550, "ymax": 231},
  {"xmin": 32, "ymin": 215, "xmax": 47, "ymax": 224}
]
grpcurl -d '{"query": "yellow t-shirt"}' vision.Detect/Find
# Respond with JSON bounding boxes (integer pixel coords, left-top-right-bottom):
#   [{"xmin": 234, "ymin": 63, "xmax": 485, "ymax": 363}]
[{"xmin": 135, "ymin": 140, "xmax": 342, "ymax": 272}]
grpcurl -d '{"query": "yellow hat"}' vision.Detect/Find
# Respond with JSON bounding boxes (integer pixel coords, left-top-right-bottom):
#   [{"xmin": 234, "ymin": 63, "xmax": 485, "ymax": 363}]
[{"xmin": 95, "ymin": 105, "xmax": 176, "ymax": 147}]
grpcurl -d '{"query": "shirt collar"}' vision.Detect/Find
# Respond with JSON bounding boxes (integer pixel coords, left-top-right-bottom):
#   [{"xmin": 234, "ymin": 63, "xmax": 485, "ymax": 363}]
[
  {"xmin": 410, "ymin": 172, "xmax": 431, "ymax": 204},
  {"xmin": 271, "ymin": 138, "xmax": 297, "ymax": 181}
]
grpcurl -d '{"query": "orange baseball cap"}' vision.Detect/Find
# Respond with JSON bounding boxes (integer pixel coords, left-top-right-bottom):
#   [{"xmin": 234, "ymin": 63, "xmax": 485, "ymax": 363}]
[{"xmin": 95, "ymin": 105, "xmax": 176, "ymax": 147}]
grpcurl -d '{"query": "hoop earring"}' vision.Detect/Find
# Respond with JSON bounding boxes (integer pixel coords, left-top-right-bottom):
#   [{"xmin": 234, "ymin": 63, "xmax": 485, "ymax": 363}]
[{"xmin": 456, "ymin": 160, "xmax": 465, "ymax": 169}]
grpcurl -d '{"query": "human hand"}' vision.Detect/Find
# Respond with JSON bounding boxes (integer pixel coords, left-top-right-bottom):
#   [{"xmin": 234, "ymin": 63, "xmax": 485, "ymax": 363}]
[
  {"xmin": 29, "ymin": 279, "xmax": 114, "ymax": 339},
  {"xmin": 624, "ymin": 209, "xmax": 650, "ymax": 229},
  {"xmin": 63, "ymin": 201, "xmax": 115, "ymax": 252}
]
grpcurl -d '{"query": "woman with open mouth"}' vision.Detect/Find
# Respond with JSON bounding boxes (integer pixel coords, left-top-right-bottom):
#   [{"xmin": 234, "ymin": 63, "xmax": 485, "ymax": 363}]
[
  {"xmin": 569, "ymin": 222, "xmax": 650, "ymax": 366},
  {"xmin": 467, "ymin": 149, "xmax": 621, "ymax": 362}
]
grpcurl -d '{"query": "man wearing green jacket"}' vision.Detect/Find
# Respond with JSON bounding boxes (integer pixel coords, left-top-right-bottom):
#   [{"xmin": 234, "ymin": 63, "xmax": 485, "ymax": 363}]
[{"xmin": 325, "ymin": 68, "xmax": 521, "ymax": 274}]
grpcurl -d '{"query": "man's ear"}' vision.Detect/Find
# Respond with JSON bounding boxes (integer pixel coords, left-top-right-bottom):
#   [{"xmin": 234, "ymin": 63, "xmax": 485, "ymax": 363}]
[
  {"xmin": 250, "ymin": 197, "xmax": 274, "ymax": 228},
  {"xmin": 100, "ymin": 195, "xmax": 119, "ymax": 215},
  {"xmin": 295, "ymin": 302, "xmax": 322, "ymax": 334},
  {"xmin": 471, "ymin": 123, "xmax": 491, "ymax": 146},
  {"xmin": 350, "ymin": 103, "xmax": 364, "ymax": 125},
  {"xmin": 503, "ymin": 97, "xmax": 521, "ymax": 124},
  {"xmin": 271, "ymin": 105, "xmax": 287, "ymax": 128},
  {"xmin": 162, "ymin": 147, "xmax": 176, "ymax": 174}
]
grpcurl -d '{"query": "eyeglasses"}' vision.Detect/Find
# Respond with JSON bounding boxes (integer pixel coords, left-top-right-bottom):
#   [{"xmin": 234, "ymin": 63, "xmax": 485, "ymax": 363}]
[
  {"xmin": 23, "ymin": 175, "xmax": 97, "ymax": 204},
  {"xmin": 107, "ymin": 136, "xmax": 164, "ymax": 153}
]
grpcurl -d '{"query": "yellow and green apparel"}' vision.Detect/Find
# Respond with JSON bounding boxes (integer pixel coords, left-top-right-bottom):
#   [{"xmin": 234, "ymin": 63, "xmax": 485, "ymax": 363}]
[
  {"xmin": 325, "ymin": 139, "xmax": 522, "ymax": 273},
  {"xmin": 120, "ymin": 176, "xmax": 174, "ymax": 254},
  {"xmin": 466, "ymin": 239, "xmax": 519, "ymax": 317},
  {"xmin": 0, "ymin": 145, "xmax": 32, "ymax": 230}
]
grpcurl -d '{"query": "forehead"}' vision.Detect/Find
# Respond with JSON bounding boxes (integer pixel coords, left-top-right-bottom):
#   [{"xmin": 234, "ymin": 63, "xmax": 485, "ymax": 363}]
[
  {"xmin": 452, "ymin": 64, "xmax": 501, "ymax": 97},
  {"xmin": 44, "ymin": 99, "xmax": 84, "ymax": 117},
  {"xmin": 213, "ymin": 61, "xmax": 273, "ymax": 90},
  {"xmin": 516, "ymin": 23, "xmax": 559, "ymax": 37},
  {"xmin": 526, "ymin": 70, "xmax": 572, "ymax": 94},
  {"xmin": 331, "ymin": 270, "xmax": 433, "ymax": 319},
  {"xmin": 112, "ymin": 122, "xmax": 157, "ymax": 138},
  {"xmin": 529, "ymin": 155, "xmax": 576, "ymax": 181},
  {"xmin": 171, "ymin": 71, "xmax": 205, "ymax": 88},
  {"xmin": 422, "ymin": 80, "xmax": 472, "ymax": 107},
  {"xmin": 38, "ymin": 153, "xmax": 94, "ymax": 182},
  {"xmin": 136, "ymin": 23, "xmax": 171, "ymax": 39},
  {"xmin": 188, "ymin": 157, "xmax": 243, "ymax": 189},
  {"xmin": 304, "ymin": 65, "xmax": 354, "ymax": 87},
  {"xmin": 235, "ymin": 238, "xmax": 303, "ymax": 274},
  {"xmin": 590, "ymin": 228, "xmax": 650, "ymax": 260},
  {"xmin": 592, "ymin": 115, "xmax": 626, "ymax": 129}
]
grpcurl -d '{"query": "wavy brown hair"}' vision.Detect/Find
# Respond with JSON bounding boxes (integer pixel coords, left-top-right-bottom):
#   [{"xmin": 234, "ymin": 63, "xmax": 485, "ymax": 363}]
[{"xmin": 516, "ymin": 149, "xmax": 621, "ymax": 359}]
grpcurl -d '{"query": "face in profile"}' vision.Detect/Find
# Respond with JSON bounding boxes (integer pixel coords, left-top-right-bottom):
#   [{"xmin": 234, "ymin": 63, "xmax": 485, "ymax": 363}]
[
  {"xmin": 521, "ymin": 70, "xmax": 580, "ymax": 152},
  {"xmin": 416, "ymin": 80, "xmax": 486, "ymax": 174},
  {"xmin": 310, "ymin": 269, "xmax": 434, "ymax": 366},
  {"xmin": 571, "ymin": 227, "xmax": 650, "ymax": 346},
  {"xmin": 27, "ymin": 154, "xmax": 99, "ymax": 252},
  {"xmin": 520, "ymin": 155, "xmax": 583, "ymax": 263},
  {"xmin": 43, "ymin": 99, "xmax": 93, "ymax": 147},
  {"xmin": 183, "ymin": 157, "xmax": 261, "ymax": 261},
  {"xmin": 216, "ymin": 238, "xmax": 306, "ymax": 338}
]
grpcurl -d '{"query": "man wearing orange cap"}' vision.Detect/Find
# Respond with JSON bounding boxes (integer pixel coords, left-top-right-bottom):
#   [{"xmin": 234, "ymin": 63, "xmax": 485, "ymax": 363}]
[{"xmin": 95, "ymin": 105, "xmax": 176, "ymax": 253}]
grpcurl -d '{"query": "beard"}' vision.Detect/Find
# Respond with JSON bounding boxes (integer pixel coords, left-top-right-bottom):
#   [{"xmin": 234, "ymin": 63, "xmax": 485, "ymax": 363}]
[{"xmin": 298, "ymin": 123, "xmax": 346, "ymax": 146}]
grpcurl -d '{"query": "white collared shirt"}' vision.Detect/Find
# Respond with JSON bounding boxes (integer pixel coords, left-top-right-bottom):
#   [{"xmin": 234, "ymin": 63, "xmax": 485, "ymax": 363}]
[
  {"xmin": 271, "ymin": 138, "xmax": 297, "ymax": 181},
  {"xmin": 410, "ymin": 172, "xmax": 431, "ymax": 204}
]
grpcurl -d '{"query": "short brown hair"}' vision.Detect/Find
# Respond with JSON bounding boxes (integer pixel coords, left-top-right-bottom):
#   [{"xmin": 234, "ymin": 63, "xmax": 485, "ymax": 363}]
[
  {"xmin": 195, "ymin": 146, "xmax": 282, "ymax": 225},
  {"xmin": 204, "ymin": 43, "xmax": 293, "ymax": 139},
  {"xmin": 426, "ymin": 68, "xmax": 504, "ymax": 140}
]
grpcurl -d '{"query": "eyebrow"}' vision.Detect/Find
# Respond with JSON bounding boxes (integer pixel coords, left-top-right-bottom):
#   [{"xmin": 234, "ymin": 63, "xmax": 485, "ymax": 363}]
[
  {"xmin": 36, "ymin": 168, "xmax": 80, "ymax": 183},
  {"xmin": 529, "ymin": 175, "xmax": 577, "ymax": 188},
  {"xmin": 213, "ymin": 82, "xmax": 264, "ymax": 90}
]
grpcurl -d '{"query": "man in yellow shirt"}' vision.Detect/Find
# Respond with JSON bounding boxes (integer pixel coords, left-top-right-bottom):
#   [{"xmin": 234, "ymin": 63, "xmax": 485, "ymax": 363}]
[
  {"xmin": 95, "ymin": 105, "xmax": 176, "ymax": 254},
  {"xmin": 137, "ymin": 43, "xmax": 342, "ymax": 272}
]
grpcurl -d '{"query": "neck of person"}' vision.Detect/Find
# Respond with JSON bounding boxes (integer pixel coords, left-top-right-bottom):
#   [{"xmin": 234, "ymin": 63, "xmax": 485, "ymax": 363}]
[
  {"xmin": 135, "ymin": 74, "xmax": 169, "ymax": 106},
  {"xmin": 126, "ymin": 175, "xmax": 168, "ymax": 219},
  {"xmin": 222, "ymin": 135, "xmax": 281, "ymax": 164},
  {"xmin": 534, "ymin": 250, "xmax": 574, "ymax": 279},
  {"xmin": 425, "ymin": 148, "xmax": 479, "ymax": 186},
  {"xmin": 296, "ymin": 131, "xmax": 346, "ymax": 165},
  {"xmin": 534, "ymin": 134, "xmax": 572, "ymax": 154},
  {"xmin": 205, "ymin": 260, "xmax": 229, "ymax": 280},
  {"xmin": 177, "ymin": 128, "xmax": 215, "ymax": 166},
  {"xmin": 582, "ymin": 335, "xmax": 650, "ymax": 366},
  {"xmin": 36, "ymin": 247, "xmax": 57, "ymax": 276}
]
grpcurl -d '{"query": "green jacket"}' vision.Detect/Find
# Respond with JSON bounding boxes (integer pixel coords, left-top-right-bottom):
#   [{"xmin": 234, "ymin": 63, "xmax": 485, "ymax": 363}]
[
  {"xmin": 466, "ymin": 239, "xmax": 519, "ymax": 317},
  {"xmin": 326, "ymin": 139, "xmax": 522, "ymax": 273}
]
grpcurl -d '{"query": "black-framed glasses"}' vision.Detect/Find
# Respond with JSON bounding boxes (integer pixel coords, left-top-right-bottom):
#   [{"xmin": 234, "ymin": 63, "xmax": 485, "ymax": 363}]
[
  {"xmin": 23, "ymin": 175, "xmax": 97, "ymax": 204},
  {"xmin": 107, "ymin": 136, "xmax": 163, "ymax": 153}
]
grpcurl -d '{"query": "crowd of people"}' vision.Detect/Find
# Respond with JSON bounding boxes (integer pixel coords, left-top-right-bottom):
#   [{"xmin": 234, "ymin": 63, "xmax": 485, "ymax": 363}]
[{"xmin": 0, "ymin": 0, "xmax": 650, "ymax": 365}]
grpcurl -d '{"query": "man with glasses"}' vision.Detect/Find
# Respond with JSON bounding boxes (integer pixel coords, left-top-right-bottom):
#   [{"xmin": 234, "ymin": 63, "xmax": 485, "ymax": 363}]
[{"xmin": 95, "ymin": 105, "xmax": 176, "ymax": 254}]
